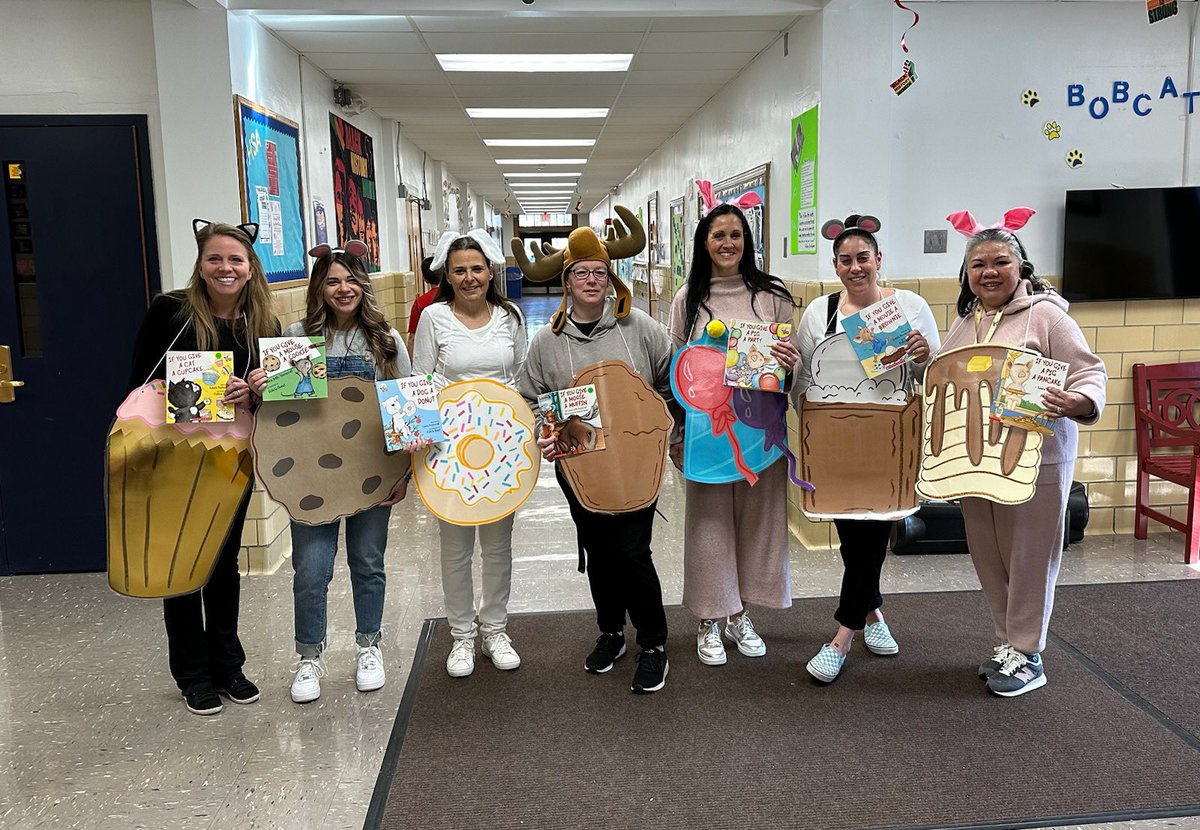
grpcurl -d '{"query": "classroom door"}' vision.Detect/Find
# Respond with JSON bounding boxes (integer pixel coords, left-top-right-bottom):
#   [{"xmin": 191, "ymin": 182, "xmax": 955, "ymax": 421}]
[{"xmin": 0, "ymin": 117, "xmax": 159, "ymax": 574}]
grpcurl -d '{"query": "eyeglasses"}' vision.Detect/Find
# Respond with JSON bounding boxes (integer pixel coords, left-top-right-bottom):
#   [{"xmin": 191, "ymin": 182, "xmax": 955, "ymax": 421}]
[{"xmin": 567, "ymin": 268, "xmax": 609, "ymax": 282}]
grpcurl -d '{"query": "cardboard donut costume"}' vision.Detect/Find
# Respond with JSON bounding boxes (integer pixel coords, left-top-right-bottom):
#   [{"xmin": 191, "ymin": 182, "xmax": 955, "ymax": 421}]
[
  {"xmin": 107, "ymin": 381, "xmax": 254, "ymax": 599},
  {"xmin": 916, "ymin": 343, "xmax": 1044, "ymax": 505},
  {"xmin": 253, "ymin": 377, "xmax": 410, "ymax": 525},
  {"xmin": 558, "ymin": 361, "xmax": 673, "ymax": 514},
  {"xmin": 414, "ymin": 378, "xmax": 541, "ymax": 526}
]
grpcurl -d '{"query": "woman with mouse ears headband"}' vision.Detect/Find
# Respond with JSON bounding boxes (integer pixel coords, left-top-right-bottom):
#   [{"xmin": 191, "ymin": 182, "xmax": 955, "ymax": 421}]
[{"xmin": 411, "ymin": 228, "xmax": 528, "ymax": 680}]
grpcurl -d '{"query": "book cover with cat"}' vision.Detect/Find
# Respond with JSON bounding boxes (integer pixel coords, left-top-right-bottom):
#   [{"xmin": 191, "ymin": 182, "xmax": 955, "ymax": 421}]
[
  {"xmin": 990, "ymin": 350, "xmax": 1071, "ymax": 436},
  {"xmin": 259, "ymin": 336, "xmax": 328, "ymax": 401},
  {"xmin": 537, "ymin": 384, "xmax": 606, "ymax": 460},
  {"xmin": 723, "ymin": 319, "xmax": 791, "ymax": 392},
  {"xmin": 376, "ymin": 374, "xmax": 444, "ymax": 450},
  {"xmin": 165, "ymin": 351, "xmax": 234, "ymax": 423},
  {"xmin": 840, "ymin": 294, "xmax": 915, "ymax": 379}
]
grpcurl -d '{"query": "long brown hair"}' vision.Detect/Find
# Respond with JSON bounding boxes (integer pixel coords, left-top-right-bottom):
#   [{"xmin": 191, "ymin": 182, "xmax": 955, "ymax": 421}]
[
  {"xmin": 303, "ymin": 251, "xmax": 401, "ymax": 380},
  {"xmin": 182, "ymin": 223, "xmax": 276, "ymax": 358},
  {"xmin": 434, "ymin": 236, "xmax": 521, "ymax": 321}
]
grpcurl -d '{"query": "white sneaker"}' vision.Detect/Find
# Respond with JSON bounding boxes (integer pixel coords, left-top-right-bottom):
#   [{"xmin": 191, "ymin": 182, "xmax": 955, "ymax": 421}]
[
  {"xmin": 290, "ymin": 656, "xmax": 327, "ymax": 703},
  {"xmin": 356, "ymin": 644, "xmax": 386, "ymax": 692},
  {"xmin": 481, "ymin": 632, "xmax": 522, "ymax": 671},
  {"xmin": 446, "ymin": 638, "xmax": 476, "ymax": 678},
  {"xmin": 696, "ymin": 619, "xmax": 727, "ymax": 666},
  {"xmin": 724, "ymin": 613, "xmax": 767, "ymax": 657}
]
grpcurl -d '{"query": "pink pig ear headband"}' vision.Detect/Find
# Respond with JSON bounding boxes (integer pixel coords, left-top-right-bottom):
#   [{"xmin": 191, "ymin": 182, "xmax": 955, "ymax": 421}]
[
  {"xmin": 307, "ymin": 240, "xmax": 369, "ymax": 260},
  {"xmin": 696, "ymin": 180, "xmax": 763, "ymax": 215},
  {"xmin": 945, "ymin": 207, "xmax": 1035, "ymax": 238}
]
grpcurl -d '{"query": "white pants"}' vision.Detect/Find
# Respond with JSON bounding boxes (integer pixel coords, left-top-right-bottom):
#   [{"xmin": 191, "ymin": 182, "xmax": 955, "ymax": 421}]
[{"xmin": 438, "ymin": 515, "xmax": 515, "ymax": 640}]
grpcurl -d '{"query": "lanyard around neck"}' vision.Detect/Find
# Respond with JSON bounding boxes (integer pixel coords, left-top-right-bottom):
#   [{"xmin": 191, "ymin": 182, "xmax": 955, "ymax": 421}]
[{"xmin": 973, "ymin": 304, "xmax": 1005, "ymax": 344}]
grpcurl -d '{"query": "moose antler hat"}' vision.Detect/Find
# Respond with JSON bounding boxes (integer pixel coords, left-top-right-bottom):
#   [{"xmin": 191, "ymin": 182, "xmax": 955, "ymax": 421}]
[{"xmin": 510, "ymin": 204, "xmax": 646, "ymax": 335}]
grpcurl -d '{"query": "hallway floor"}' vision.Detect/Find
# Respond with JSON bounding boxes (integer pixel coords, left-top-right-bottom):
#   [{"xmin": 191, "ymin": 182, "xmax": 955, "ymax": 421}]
[{"xmin": 1, "ymin": 295, "xmax": 1197, "ymax": 830}]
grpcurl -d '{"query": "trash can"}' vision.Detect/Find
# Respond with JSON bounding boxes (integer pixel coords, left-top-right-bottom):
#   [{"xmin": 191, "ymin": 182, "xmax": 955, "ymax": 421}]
[{"xmin": 505, "ymin": 266, "xmax": 522, "ymax": 299}]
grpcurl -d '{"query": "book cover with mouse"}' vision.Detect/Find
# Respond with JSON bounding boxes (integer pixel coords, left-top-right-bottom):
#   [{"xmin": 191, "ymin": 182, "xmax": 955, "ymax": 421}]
[
  {"xmin": 840, "ymin": 295, "xmax": 914, "ymax": 379},
  {"xmin": 259, "ymin": 336, "xmax": 328, "ymax": 401}
]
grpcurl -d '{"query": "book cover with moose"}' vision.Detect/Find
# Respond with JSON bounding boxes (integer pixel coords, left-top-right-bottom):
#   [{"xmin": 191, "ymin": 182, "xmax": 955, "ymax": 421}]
[
  {"xmin": 376, "ymin": 374, "xmax": 444, "ymax": 450},
  {"xmin": 259, "ymin": 337, "xmax": 328, "ymax": 401},
  {"xmin": 723, "ymin": 319, "xmax": 791, "ymax": 392},
  {"xmin": 165, "ymin": 351, "xmax": 234, "ymax": 423},
  {"xmin": 537, "ymin": 384, "xmax": 606, "ymax": 460},
  {"xmin": 989, "ymin": 350, "xmax": 1070, "ymax": 436},
  {"xmin": 840, "ymin": 294, "xmax": 915, "ymax": 379}
]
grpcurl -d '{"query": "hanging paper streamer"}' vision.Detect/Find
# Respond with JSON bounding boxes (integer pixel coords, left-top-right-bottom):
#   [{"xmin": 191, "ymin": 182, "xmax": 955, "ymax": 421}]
[
  {"xmin": 891, "ymin": 0, "xmax": 921, "ymax": 95},
  {"xmin": 1148, "ymin": 0, "xmax": 1178, "ymax": 24}
]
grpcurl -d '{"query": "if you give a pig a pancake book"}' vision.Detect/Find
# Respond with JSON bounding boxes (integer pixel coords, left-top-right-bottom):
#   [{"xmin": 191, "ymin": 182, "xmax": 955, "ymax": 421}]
[{"xmin": 840, "ymin": 294, "xmax": 915, "ymax": 379}]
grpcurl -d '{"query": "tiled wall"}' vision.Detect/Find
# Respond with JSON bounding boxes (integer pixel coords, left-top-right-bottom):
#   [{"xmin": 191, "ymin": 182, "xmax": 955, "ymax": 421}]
[{"xmin": 238, "ymin": 269, "xmax": 419, "ymax": 575}]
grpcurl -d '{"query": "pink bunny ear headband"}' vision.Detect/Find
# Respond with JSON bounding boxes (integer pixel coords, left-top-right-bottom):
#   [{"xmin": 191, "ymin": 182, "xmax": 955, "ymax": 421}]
[
  {"xmin": 945, "ymin": 207, "xmax": 1035, "ymax": 238},
  {"xmin": 697, "ymin": 180, "xmax": 763, "ymax": 215},
  {"xmin": 308, "ymin": 240, "xmax": 368, "ymax": 260}
]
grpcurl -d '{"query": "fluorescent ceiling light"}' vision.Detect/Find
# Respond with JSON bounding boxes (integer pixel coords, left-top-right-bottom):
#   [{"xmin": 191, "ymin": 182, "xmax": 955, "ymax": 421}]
[
  {"xmin": 484, "ymin": 139, "xmax": 595, "ymax": 148},
  {"xmin": 468, "ymin": 108, "xmax": 608, "ymax": 119},
  {"xmin": 512, "ymin": 191, "xmax": 575, "ymax": 195},
  {"xmin": 505, "ymin": 172, "xmax": 581, "ymax": 178},
  {"xmin": 496, "ymin": 158, "xmax": 587, "ymax": 166},
  {"xmin": 508, "ymin": 183, "xmax": 578, "ymax": 189},
  {"xmin": 439, "ymin": 54, "xmax": 632, "ymax": 73}
]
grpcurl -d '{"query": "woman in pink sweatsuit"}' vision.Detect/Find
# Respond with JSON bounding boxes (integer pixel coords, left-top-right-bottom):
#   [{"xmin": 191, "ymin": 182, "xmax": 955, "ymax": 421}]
[{"xmin": 938, "ymin": 228, "xmax": 1106, "ymax": 698}]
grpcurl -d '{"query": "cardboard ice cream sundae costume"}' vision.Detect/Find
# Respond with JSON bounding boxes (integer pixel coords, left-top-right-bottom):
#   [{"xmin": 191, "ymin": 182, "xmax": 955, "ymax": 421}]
[
  {"xmin": 413, "ymin": 378, "xmax": 541, "ymax": 526},
  {"xmin": 253, "ymin": 377, "xmax": 411, "ymax": 525}
]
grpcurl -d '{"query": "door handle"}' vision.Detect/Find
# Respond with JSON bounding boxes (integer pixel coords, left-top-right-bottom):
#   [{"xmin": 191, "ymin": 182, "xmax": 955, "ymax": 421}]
[{"xmin": 0, "ymin": 345, "xmax": 24, "ymax": 403}]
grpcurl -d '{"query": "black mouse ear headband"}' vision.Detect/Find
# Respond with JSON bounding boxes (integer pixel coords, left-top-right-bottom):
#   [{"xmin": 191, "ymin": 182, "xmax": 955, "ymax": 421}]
[
  {"xmin": 193, "ymin": 218, "xmax": 259, "ymax": 244},
  {"xmin": 308, "ymin": 240, "xmax": 368, "ymax": 260},
  {"xmin": 820, "ymin": 214, "xmax": 882, "ymax": 241}
]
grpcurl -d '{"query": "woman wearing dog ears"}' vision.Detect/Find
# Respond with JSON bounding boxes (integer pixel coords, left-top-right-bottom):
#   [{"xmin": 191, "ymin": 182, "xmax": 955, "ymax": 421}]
[{"xmin": 249, "ymin": 241, "xmax": 411, "ymax": 704}]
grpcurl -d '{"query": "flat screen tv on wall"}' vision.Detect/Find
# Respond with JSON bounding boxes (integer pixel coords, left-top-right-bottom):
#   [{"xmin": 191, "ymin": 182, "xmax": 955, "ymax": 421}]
[{"xmin": 1062, "ymin": 186, "xmax": 1200, "ymax": 303}]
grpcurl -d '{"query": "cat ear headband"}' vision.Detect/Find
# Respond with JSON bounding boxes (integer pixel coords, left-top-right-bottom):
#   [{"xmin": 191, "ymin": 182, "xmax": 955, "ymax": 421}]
[
  {"xmin": 945, "ymin": 207, "xmax": 1035, "ymax": 238},
  {"xmin": 308, "ymin": 240, "xmax": 368, "ymax": 260},
  {"xmin": 193, "ymin": 218, "xmax": 259, "ymax": 244},
  {"xmin": 820, "ymin": 214, "xmax": 882, "ymax": 241},
  {"xmin": 697, "ymin": 180, "xmax": 764, "ymax": 216},
  {"xmin": 430, "ymin": 228, "xmax": 505, "ymax": 271}
]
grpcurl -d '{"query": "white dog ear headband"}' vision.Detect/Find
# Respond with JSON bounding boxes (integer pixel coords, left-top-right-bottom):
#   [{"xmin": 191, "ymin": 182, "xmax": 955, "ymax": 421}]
[
  {"xmin": 193, "ymin": 218, "xmax": 259, "ymax": 244},
  {"xmin": 308, "ymin": 240, "xmax": 368, "ymax": 260},
  {"xmin": 430, "ymin": 229, "xmax": 505, "ymax": 271},
  {"xmin": 946, "ymin": 207, "xmax": 1035, "ymax": 238}
]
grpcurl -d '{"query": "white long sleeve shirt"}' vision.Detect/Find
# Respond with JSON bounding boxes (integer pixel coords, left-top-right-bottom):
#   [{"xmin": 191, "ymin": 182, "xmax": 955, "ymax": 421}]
[{"xmin": 411, "ymin": 301, "xmax": 527, "ymax": 390}]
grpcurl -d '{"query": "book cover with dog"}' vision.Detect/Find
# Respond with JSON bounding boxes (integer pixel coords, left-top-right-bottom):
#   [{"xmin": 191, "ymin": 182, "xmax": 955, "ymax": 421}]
[
  {"xmin": 989, "ymin": 350, "xmax": 1070, "ymax": 436},
  {"xmin": 840, "ymin": 295, "xmax": 915, "ymax": 379},
  {"xmin": 376, "ymin": 375, "xmax": 444, "ymax": 450},
  {"xmin": 259, "ymin": 336, "xmax": 328, "ymax": 401},
  {"xmin": 537, "ymin": 384, "xmax": 606, "ymax": 460},
  {"xmin": 165, "ymin": 351, "xmax": 234, "ymax": 423}
]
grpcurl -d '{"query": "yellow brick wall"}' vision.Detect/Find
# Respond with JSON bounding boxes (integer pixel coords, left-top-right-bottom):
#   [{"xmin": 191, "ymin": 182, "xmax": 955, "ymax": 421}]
[{"xmin": 782, "ymin": 276, "xmax": 1200, "ymax": 550}]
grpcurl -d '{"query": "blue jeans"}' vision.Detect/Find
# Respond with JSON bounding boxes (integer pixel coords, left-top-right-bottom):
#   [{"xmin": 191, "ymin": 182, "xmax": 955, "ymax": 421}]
[{"xmin": 291, "ymin": 505, "xmax": 390, "ymax": 657}]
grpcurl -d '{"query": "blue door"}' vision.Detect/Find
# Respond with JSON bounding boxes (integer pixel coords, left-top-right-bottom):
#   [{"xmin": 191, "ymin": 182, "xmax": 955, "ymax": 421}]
[{"xmin": 0, "ymin": 116, "xmax": 160, "ymax": 574}]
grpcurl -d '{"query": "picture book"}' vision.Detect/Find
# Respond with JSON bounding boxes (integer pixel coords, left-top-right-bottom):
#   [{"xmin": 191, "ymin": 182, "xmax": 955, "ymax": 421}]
[
  {"xmin": 990, "ymin": 350, "xmax": 1071, "ymax": 436},
  {"xmin": 165, "ymin": 351, "xmax": 234, "ymax": 424},
  {"xmin": 537, "ymin": 384, "xmax": 606, "ymax": 459},
  {"xmin": 723, "ymin": 319, "xmax": 792, "ymax": 392},
  {"xmin": 376, "ymin": 375, "xmax": 444, "ymax": 450},
  {"xmin": 259, "ymin": 336, "xmax": 328, "ymax": 401},
  {"xmin": 840, "ymin": 294, "xmax": 915, "ymax": 379}
]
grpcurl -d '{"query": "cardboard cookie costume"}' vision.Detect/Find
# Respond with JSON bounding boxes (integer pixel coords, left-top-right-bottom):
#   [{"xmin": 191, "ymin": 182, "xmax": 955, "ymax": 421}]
[
  {"xmin": 253, "ymin": 377, "xmax": 410, "ymax": 525},
  {"xmin": 414, "ymin": 378, "xmax": 541, "ymax": 525},
  {"xmin": 560, "ymin": 361, "xmax": 672, "ymax": 513},
  {"xmin": 107, "ymin": 380, "xmax": 254, "ymax": 599}
]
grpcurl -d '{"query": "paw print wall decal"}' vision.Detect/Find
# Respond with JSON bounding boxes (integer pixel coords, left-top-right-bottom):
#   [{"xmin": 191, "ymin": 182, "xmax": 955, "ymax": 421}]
[
  {"xmin": 1065, "ymin": 149, "xmax": 1085, "ymax": 168},
  {"xmin": 1043, "ymin": 122, "xmax": 1061, "ymax": 140},
  {"xmin": 1021, "ymin": 89, "xmax": 1040, "ymax": 107}
]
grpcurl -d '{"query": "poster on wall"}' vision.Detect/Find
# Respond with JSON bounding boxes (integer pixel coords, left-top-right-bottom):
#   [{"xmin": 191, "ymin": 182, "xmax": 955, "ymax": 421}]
[
  {"xmin": 646, "ymin": 192, "xmax": 659, "ymax": 269},
  {"xmin": 329, "ymin": 113, "xmax": 381, "ymax": 272},
  {"xmin": 313, "ymin": 199, "xmax": 328, "ymax": 245},
  {"xmin": 670, "ymin": 197, "xmax": 686, "ymax": 293},
  {"xmin": 235, "ymin": 96, "xmax": 306, "ymax": 284},
  {"xmin": 699, "ymin": 164, "xmax": 770, "ymax": 272},
  {"xmin": 790, "ymin": 105, "xmax": 819, "ymax": 255}
]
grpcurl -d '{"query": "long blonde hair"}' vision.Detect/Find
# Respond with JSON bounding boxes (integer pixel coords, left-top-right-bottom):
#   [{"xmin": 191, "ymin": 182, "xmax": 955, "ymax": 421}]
[
  {"xmin": 182, "ymin": 223, "xmax": 276, "ymax": 359},
  {"xmin": 303, "ymin": 251, "xmax": 400, "ymax": 380}
]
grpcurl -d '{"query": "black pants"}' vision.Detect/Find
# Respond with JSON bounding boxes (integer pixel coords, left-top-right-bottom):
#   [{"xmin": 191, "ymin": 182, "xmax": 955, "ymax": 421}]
[
  {"xmin": 163, "ymin": 494, "xmax": 251, "ymax": 693},
  {"xmin": 556, "ymin": 467, "xmax": 668, "ymax": 649},
  {"xmin": 832, "ymin": 518, "xmax": 894, "ymax": 630}
]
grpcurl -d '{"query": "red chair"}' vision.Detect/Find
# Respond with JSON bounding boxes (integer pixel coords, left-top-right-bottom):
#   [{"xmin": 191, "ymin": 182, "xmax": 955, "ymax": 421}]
[{"xmin": 1132, "ymin": 361, "xmax": 1200, "ymax": 564}]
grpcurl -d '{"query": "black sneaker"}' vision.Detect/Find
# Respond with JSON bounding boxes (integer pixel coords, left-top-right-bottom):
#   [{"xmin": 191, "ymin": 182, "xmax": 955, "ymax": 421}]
[
  {"xmin": 184, "ymin": 686, "xmax": 224, "ymax": 716},
  {"xmin": 631, "ymin": 647, "xmax": 668, "ymax": 695},
  {"xmin": 215, "ymin": 673, "xmax": 260, "ymax": 704},
  {"xmin": 584, "ymin": 632, "xmax": 626, "ymax": 674}
]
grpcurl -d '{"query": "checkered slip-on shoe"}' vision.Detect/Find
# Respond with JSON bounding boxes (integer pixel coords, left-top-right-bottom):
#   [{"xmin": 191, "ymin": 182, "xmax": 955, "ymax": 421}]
[{"xmin": 806, "ymin": 643, "xmax": 846, "ymax": 683}]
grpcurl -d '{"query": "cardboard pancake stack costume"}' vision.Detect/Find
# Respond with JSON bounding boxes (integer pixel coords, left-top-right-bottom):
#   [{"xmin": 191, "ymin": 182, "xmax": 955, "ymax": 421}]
[
  {"xmin": 107, "ymin": 381, "xmax": 254, "ymax": 598},
  {"xmin": 253, "ymin": 377, "xmax": 411, "ymax": 525}
]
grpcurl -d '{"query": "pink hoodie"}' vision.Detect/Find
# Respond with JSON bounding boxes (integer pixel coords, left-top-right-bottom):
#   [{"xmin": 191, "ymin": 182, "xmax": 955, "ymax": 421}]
[{"xmin": 939, "ymin": 281, "xmax": 1108, "ymax": 465}]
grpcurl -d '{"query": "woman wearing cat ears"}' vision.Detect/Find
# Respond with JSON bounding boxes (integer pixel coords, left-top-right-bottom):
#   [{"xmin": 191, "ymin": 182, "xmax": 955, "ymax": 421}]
[
  {"xmin": 795, "ymin": 214, "xmax": 939, "ymax": 684},
  {"xmin": 125, "ymin": 219, "xmax": 279, "ymax": 716},
  {"xmin": 248, "ymin": 240, "xmax": 411, "ymax": 704}
]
